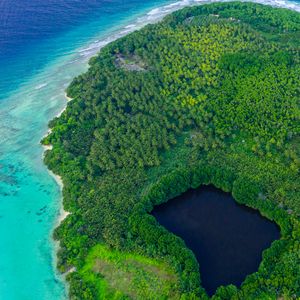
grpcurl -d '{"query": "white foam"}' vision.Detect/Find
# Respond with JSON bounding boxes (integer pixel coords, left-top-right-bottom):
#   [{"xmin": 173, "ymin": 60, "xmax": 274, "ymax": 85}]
[
  {"xmin": 124, "ymin": 24, "xmax": 137, "ymax": 29},
  {"xmin": 75, "ymin": 0, "xmax": 300, "ymax": 62},
  {"xmin": 34, "ymin": 83, "xmax": 48, "ymax": 90}
]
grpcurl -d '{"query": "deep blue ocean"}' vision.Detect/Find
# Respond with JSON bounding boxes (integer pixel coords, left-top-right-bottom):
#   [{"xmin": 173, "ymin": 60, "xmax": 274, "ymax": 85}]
[{"xmin": 0, "ymin": 0, "xmax": 299, "ymax": 299}]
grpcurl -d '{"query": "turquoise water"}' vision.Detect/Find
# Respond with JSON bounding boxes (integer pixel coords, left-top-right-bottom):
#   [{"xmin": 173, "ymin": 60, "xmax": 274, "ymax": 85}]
[{"xmin": 0, "ymin": 0, "xmax": 299, "ymax": 299}]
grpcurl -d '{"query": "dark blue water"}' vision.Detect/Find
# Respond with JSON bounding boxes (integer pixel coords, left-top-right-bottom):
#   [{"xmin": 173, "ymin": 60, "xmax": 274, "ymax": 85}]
[
  {"xmin": 0, "ymin": 0, "xmax": 175, "ymax": 99},
  {"xmin": 0, "ymin": 0, "xmax": 298, "ymax": 299},
  {"xmin": 152, "ymin": 186, "xmax": 280, "ymax": 296}
]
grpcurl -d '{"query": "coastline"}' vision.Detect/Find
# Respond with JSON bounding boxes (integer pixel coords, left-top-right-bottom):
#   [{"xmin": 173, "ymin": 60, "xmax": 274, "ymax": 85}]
[
  {"xmin": 48, "ymin": 170, "xmax": 70, "ymax": 226},
  {"xmin": 56, "ymin": 93, "xmax": 73, "ymax": 119},
  {"xmin": 41, "ymin": 93, "xmax": 73, "ymax": 298},
  {"xmin": 54, "ymin": 94, "xmax": 73, "ymax": 227},
  {"xmin": 42, "ymin": 92, "xmax": 72, "ymax": 228}
]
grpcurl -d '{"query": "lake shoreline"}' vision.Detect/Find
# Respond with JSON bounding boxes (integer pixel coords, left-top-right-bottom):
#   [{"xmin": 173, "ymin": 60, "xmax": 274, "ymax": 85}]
[{"xmin": 152, "ymin": 185, "xmax": 280, "ymax": 295}]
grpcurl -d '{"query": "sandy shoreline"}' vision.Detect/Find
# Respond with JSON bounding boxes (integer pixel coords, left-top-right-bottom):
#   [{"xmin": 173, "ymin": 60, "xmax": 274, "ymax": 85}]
[
  {"xmin": 47, "ymin": 169, "xmax": 70, "ymax": 226},
  {"xmin": 56, "ymin": 93, "xmax": 73, "ymax": 119},
  {"xmin": 42, "ymin": 92, "xmax": 73, "ymax": 227},
  {"xmin": 41, "ymin": 92, "xmax": 75, "ymax": 289}
]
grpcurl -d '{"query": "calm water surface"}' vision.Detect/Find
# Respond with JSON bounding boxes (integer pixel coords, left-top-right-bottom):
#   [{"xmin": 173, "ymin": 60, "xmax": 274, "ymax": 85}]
[{"xmin": 152, "ymin": 185, "xmax": 280, "ymax": 295}]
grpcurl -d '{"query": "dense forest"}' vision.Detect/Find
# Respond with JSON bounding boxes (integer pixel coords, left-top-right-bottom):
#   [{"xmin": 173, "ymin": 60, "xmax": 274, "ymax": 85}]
[{"xmin": 42, "ymin": 2, "xmax": 300, "ymax": 299}]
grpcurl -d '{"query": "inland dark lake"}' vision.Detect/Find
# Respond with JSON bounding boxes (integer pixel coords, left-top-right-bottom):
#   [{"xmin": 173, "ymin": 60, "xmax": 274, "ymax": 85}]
[{"xmin": 152, "ymin": 185, "xmax": 280, "ymax": 295}]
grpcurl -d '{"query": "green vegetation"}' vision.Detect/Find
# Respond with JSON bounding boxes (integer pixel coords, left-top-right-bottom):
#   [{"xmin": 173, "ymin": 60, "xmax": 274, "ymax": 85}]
[
  {"xmin": 42, "ymin": 2, "xmax": 300, "ymax": 299},
  {"xmin": 71, "ymin": 244, "xmax": 180, "ymax": 299}
]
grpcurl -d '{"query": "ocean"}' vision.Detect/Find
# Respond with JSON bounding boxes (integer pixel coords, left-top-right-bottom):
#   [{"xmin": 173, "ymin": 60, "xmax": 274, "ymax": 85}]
[{"xmin": 0, "ymin": 0, "xmax": 299, "ymax": 299}]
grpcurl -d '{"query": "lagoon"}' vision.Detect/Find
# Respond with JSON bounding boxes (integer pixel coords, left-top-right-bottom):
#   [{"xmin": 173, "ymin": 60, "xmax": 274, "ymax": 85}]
[{"xmin": 152, "ymin": 185, "xmax": 280, "ymax": 295}]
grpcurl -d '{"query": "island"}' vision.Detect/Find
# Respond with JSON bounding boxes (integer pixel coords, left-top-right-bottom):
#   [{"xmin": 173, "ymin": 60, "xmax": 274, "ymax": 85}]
[{"xmin": 42, "ymin": 2, "xmax": 300, "ymax": 299}]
